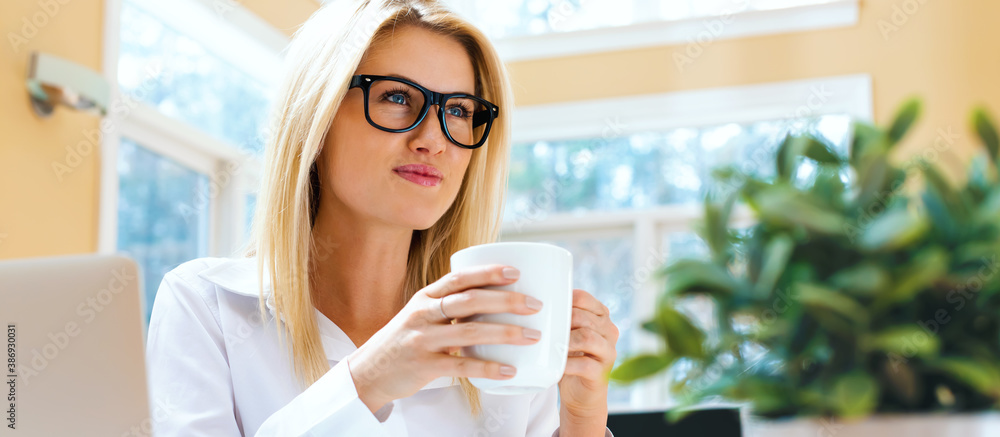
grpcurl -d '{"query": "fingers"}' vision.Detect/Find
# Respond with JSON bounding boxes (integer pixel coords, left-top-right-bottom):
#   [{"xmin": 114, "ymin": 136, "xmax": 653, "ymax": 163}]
[
  {"xmin": 570, "ymin": 308, "xmax": 619, "ymax": 342},
  {"xmin": 424, "ymin": 321, "xmax": 541, "ymax": 350},
  {"xmin": 432, "ymin": 355, "xmax": 519, "ymax": 380},
  {"xmin": 570, "ymin": 307, "xmax": 601, "ymax": 332},
  {"xmin": 563, "ymin": 355, "xmax": 610, "ymax": 381},
  {"xmin": 572, "ymin": 288, "xmax": 609, "ymax": 317},
  {"xmin": 443, "ymin": 288, "xmax": 542, "ymax": 320},
  {"xmin": 424, "ymin": 265, "xmax": 520, "ymax": 299},
  {"xmin": 568, "ymin": 326, "xmax": 614, "ymax": 361}
]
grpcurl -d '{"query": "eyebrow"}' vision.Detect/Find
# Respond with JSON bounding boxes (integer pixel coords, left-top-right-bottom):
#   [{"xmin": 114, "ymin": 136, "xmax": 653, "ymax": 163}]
[{"xmin": 385, "ymin": 72, "xmax": 475, "ymax": 95}]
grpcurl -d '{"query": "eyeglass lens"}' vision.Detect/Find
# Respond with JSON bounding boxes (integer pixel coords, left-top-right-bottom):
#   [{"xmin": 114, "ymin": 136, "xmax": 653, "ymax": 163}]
[{"xmin": 367, "ymin": 78, "xmax": 488, "ymax": 147}]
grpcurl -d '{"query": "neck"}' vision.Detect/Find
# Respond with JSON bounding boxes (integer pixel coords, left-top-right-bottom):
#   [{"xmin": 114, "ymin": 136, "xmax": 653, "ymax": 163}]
[{"xmin": 309, "ymin": 203, "xmax": 413, "ymax": 346}]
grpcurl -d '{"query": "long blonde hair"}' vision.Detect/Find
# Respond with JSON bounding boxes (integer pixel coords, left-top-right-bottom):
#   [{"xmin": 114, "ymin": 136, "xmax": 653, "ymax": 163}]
[{"xmin": 244, "ymin": 0, "xmax": 512, "ymax": 416}]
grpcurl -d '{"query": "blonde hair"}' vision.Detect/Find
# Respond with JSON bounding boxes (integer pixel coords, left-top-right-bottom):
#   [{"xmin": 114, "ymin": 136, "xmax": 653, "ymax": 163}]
[{"xmin": 243, "ymin": 0, "xmax": 512, "ymax": 417}]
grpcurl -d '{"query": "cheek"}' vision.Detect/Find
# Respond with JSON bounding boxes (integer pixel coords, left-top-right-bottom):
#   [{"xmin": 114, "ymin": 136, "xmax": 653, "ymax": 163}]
[
  {"xmin": 449, "ymin": 152, "xmax": 474, "ymax": 192},
  {"xmin": 324, "ymin": 122, "xmax": 383, "ymax": 200}
]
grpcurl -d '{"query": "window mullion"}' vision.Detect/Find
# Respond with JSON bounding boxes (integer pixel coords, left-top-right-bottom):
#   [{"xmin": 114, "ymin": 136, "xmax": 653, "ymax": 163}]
[{"xmin": 630, "ymin": 215, "xmax": 670, "ymax": 408}]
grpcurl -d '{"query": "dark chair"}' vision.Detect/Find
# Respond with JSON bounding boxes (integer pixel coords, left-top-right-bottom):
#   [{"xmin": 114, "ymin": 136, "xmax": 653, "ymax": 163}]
[{"xmin": 607, "ymin": 407, "xmax": 741, "ymax": 437}]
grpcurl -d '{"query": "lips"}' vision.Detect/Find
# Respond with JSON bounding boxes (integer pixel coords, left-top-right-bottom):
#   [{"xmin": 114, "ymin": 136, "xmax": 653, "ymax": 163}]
[{"xmin": 393, "ymin": 164, "xmax": 443, "ymax": 187}]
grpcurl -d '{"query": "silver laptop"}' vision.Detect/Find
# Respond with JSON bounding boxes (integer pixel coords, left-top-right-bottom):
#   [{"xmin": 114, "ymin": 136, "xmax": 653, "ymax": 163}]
[{"xmin": 0, "ymin": 254, "xmax": 151, "ymax": 436}]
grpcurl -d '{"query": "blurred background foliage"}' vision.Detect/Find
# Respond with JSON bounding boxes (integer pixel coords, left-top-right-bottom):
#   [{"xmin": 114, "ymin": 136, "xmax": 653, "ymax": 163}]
[{"xmin": 611, "ymin": 98, "xmax": 1000, "ymax": 421}]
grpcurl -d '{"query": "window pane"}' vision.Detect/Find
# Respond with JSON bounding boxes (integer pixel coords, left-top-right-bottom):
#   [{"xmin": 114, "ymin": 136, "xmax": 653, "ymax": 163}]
[
  {"xmin": 503, "ymin": 234, "xmax": 635, "ymax": 406},
  {"xmin": 664, "ymin": 231, "xmax": 710, "ymax": 263},
  {"xmin": 504, "ymin": 115, "xmax": 851, "ymax": 221},
  {"xmin": 450, "ymin": 0, "xmax": 837, "ymax": 39},
  {"xmin": 244, "ymin": 193, "xmax": 257, "ymax": 244},
  {"xmin": 118, "ymin": 1, "xmax": 273, "ymax": 154},
  {"xmin": 117, "ymin": 138, "xmax": 209, "ymax": 325}
]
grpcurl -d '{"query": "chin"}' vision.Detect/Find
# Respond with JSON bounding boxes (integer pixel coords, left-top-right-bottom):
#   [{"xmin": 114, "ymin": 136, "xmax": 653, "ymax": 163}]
[
  {"xmin": 396, "ymin": 211, "xmax": 446, "ymax": 232},
  {"xmin": 388, "ymin": 200, "xmax": 454, "ymax": 231},
  {"xmin": 411, "ymin": 215, "xmax": 445, "ymax": 231}
]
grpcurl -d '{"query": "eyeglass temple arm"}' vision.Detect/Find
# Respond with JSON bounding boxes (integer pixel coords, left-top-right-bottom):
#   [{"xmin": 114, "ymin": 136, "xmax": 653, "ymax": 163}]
[{"xmin": 473, "ymin": 107, "xmax": 498, "ymax": 128}]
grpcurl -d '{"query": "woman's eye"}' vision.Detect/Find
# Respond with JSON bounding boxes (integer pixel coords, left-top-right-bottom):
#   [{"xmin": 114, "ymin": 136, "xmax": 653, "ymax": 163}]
[
  {"xmin": 445, "ymin": 106, "xmax": 471, "ymax": 118},
  {"xmin": 387, "ymin": 93, "xmax": 407, "ymax": 105}
]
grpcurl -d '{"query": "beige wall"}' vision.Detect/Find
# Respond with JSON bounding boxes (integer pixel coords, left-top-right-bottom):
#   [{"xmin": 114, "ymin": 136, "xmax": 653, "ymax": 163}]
[
  {"xmin": 1, "ymin": 0, "xmax": 993, "ymax": 259},
  {"xmin": 0, "ymin": 1, "xmax": 103, "ymax": 260}
]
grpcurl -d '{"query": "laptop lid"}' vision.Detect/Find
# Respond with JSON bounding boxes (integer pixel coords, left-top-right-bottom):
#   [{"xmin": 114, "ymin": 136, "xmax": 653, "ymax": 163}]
[{"xmin": 0, "ymin": 254, "xmax": 150, "ymax": 436}]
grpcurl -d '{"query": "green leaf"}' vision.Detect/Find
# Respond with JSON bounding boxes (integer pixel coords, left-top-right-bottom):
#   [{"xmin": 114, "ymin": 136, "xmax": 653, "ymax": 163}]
[
  {"xmin": 796, "ymin": 282, "xmax": 869, "ymax": 326},
  {"xmin": 830, "ymin": 372, "xmax": 879, "ymax": 419},
  {"xmin": 966, "ymin": 155, "xmax": 997, "ymax": 200},
  {"xmin": 858, "ymin": 207, "xmax": 930, "ymax": 252},
  {"xmin": 920, "ymin": 165, "xmax": 961, "ymax": 242},
  {"xmin": 776, "ymin": 135, "xmax": 795, "ymax": 181},
  {"xmin": 754, "ymin": 233, "xmax": 794, "ymax": 297},
  {"xmin": 728, "ymin": 376, "xmax": 793, "ymax": 416},
  {"xmin": 640, "ymin": 320, "xmax": 659, "ymax": 335},
  {"xmin": 952, "ymin": 241, "xmax": 1000, "ymax": 266},
  {"xmin": 776, "ymin": 135, "xmax": 842, "ymax": 181},
  {"xmin": 862, "ymin": 325, "xmax": 940, "ymax": 358},
  {"xmin": 829, "ymin": 263, "xmax": 890, "ymax": 296},
  {"xmin": 888, "ymin": 98, "xmax": 922, "ymax": 145},
  {"xmin": 851, "ymin": 122, "xmax": 889, "ymax": 167},
  {"xmin": 809, "ymin": 165, "xmax": 847, "ymax": 208},
  {"xmin": 699, "ymin": 194, "xmax": 736, "ymax": 263},
  {"xmin": 973, "ymin": 188, "xmax": 1000, "ymax": 226},
  {"xmin": 794, "ymin": 135, "xmax": 842, "ymax": 165},
  {"xmin": 933, "ymin": 358, "xmax": 1000, "ymax": 398},
  {"xmin": 875, "ymin": 247, "xmax": 949, "ymax": 309},
  {"xmin": 651, "ymin": 305, "xmax": 706, "ymax": 359},
  {"xmin": 609, "ymin": 354, "xmax": 674, "ymax": 383},
  {"xmin": 973, "ymin": 107, "xmax": 1000, "ymax": 163},
  {"xmin": 662, "ymin": 259, "xmax": 741, "ymax": 296},
  {"xmin": 710, "ymin": 166, "xmax": 746, "ymax": 193},
  {"xmin": 752, "ymin": 188, "xmax": 845, "ymax": 236},
  {"xmin": 854, "ymin": 154, "xmax": 891, "ymax": 211}
]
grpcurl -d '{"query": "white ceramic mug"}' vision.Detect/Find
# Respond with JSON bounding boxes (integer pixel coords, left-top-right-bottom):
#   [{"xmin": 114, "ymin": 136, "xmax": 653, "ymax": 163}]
[{"xmin": 450, "ymin": 242, "xmax": 573, "ymax": 395}]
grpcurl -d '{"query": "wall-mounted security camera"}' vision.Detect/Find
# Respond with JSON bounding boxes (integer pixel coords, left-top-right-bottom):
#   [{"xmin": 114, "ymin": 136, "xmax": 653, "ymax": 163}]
[{"xmin": 27, "ymin": 51, "xmax": 110, "ymax": 118}]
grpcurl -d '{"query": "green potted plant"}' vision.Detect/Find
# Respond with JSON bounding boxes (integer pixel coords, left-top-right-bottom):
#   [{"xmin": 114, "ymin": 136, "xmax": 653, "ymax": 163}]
[{"xmin": 610, "ymin": 99, "xmax": 1000, "ymax": 436}]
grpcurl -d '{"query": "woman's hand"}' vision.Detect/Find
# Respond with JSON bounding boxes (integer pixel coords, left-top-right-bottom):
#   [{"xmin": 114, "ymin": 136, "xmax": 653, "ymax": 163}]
[
  {"xmin": 346, "ymin": 265, "xmax": 542, "ymax": 414},
  {"xmin": 558, "ymin": 289, "xmax": 619, "ymax": 436}
]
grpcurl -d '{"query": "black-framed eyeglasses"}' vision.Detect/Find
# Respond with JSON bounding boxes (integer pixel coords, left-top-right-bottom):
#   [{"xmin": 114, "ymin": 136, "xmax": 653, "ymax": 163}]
[{"xmin": 348, "ymin": 74, "xmax": 500, "ymax": 149}]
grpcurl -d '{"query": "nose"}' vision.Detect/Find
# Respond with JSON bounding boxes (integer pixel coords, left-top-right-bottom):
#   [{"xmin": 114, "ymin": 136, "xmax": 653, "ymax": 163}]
[{"xmin": 407, "ymin": 106, "xmax": 448, "ymax": 156}]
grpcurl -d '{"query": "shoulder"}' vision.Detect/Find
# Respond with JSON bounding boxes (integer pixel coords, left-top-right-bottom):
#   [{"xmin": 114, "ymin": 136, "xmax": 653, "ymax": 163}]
[
  {"xmin": 163, "ymin": 257, "xmax": 232, "ymax": 285},
  {"xmin": 154, "ymin": 257, "xmax": 266, "ymax": 320},
  {"xmin": 162, "ymin": 256, "xmax": 264, "ymax": 298}
]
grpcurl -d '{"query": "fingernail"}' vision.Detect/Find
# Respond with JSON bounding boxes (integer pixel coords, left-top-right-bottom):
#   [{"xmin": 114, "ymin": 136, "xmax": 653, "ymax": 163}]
[
  {"xmin": 502, "ymin": 267, "xmax": 520, "ymax": 280},
  {"xmin": 525, "ymin": 296, "xmax": 543, "ymax": 311},
  {"xmin": 500, "ymin": 365, "xmax": 517, "ymax": 376},
  {"xmin": 523, "ymin": 328, "xmax": 541, "ymax": 340}
]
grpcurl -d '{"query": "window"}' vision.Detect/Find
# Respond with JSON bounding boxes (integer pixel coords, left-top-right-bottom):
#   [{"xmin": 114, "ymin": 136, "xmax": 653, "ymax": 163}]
[
  {"xmin": 500, "ymin": 75, "xmax": 872, "ymax": 409},
  {"xmin": 505, "ymin": 116, "xmax": 850, "ymax": 223},
  {"xmin": 118, "ymin": 2, "xmax": 274, "ymax": 154},
  {"xmin": 245, "ymin": 193, "xmax": 258, "ymax": 243},
  {"xmin": 449, "ymin": 0, "xmax": 836, "ymax": 38},
  {"xmin": 445, "ymin": 0, "xmax": 859, "ymax": 61},
  {"xmin": 117, "ymin": 138, "xmax": 209, "ymax": 323},
  {"xmin": 101, "ymin": 0, "xmax": 281, "ymax": 328}
]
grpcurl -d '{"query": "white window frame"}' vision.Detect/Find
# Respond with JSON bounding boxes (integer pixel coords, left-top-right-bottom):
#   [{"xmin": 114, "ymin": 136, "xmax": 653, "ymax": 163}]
[
  {"xmin": 99, "ymin": 0, "xmax": 286, "ymax": 257},
  {"xmin": 442, "ymin": 0, "xmax": 859, "ymax": 61},
  {"xmin": 501, "ymin": 74, "xmax": 873, "ymax": 411}
]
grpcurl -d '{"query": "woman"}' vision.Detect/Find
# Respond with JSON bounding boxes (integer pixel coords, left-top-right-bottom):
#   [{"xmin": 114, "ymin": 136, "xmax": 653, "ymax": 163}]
[{"xmin": 145, "ymin": 1, "xmax": 618, "ymax": 436}]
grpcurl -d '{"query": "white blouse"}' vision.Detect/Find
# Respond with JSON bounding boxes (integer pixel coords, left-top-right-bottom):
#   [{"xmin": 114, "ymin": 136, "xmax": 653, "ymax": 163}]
[{"xmin": 145, "ymin": 257, "xmax": 614, "ymax": 436}]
